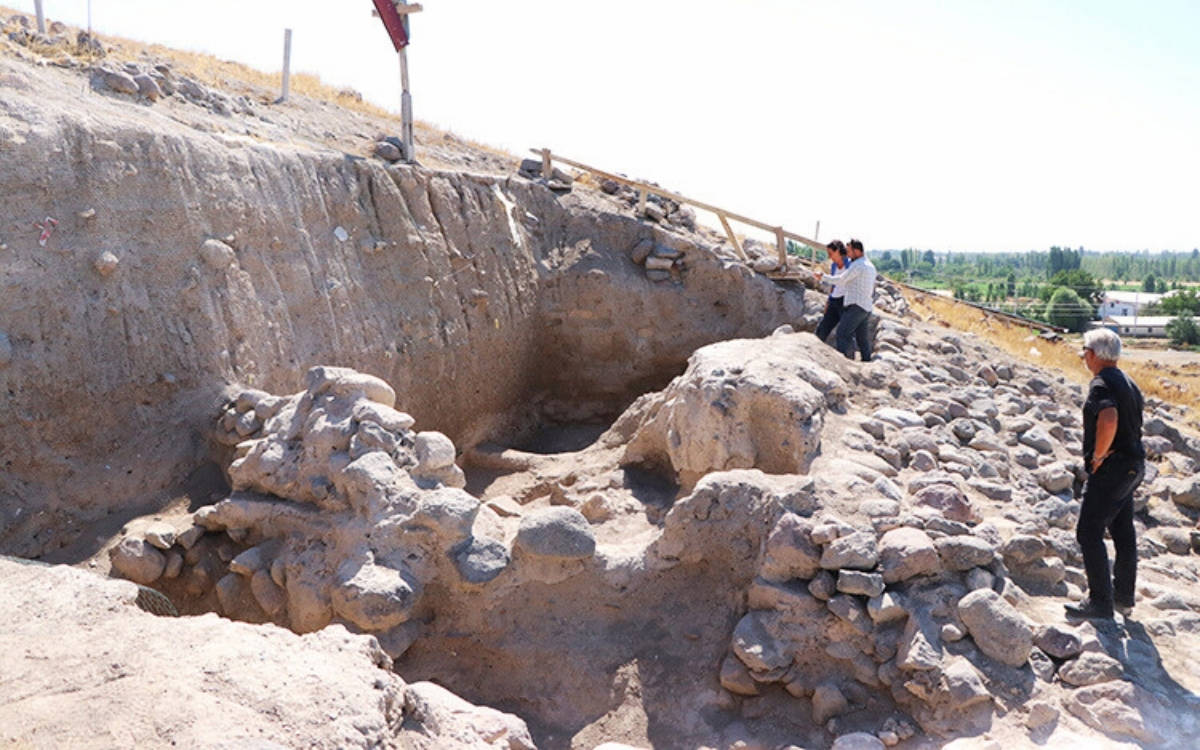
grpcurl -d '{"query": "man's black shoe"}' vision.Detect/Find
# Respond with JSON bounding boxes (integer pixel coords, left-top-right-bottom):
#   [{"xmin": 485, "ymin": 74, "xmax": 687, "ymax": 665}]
[
  {"xmin": 1114, "ymin": 599, "xmax": 1134, "ymax": 617},
  {"xmin": 1065, "ymin": 599, "xmax": 1114, "ymax": 620}
]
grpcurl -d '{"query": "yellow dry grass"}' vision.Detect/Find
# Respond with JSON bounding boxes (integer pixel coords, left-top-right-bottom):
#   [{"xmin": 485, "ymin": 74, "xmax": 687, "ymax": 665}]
[
  {"xmin": 0, "ymin": 5, "xmax": 518, "ymax": 165},
  {"xmin": 906, "ymin": 289, "xmax": 1200, "ymax": 430}
]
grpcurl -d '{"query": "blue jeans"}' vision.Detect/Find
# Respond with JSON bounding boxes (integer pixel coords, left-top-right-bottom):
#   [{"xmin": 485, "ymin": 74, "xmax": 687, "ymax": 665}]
[{"xmin": 835, "ymin": 304, "xmax": 872, "ymax": 362}]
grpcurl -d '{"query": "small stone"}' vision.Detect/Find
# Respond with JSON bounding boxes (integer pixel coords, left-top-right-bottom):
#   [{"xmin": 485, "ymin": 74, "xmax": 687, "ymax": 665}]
[
  {"xmin": 720, "ymin": 653, "xmax": 760, "ymax": 696},
  {"xmin": 102, "ymin": 70, "xmax": 139, "ymax": 94},
  {"xmin": 630, "ymin": 239, "xmax": 654, "ymax": 264},
  {"xmin": 93, "ymin": 251, "xmax": 119, "ymax": 276},
  {"xmin": 109, "ymin": 537, "xmax": 166, "ymax": 584},
  {"xmin": 514, "ymin": 507, "xmax": 596, "ymax": 560},
  {"xmin": 837, "ymin": 570, "xmax": 885, "ymax": 597},
  {"xmin": 374, "ymin": 140, "xmax": 403, "ymax": 162},
  {"xmin": 142, "ymin": 523, "xmax": 176, "ymax": 550},
  {"xmin": 454, "ymin": 537, "xmax": 510, "ymax": 584},
  {"xmin": 808, "ymin": 570, "xmax": 836, "ymax": 601},
  {"xmin": 1058, "ymin": 651, "xmax": 1123, "ymax": 686},
  {"xmin": 250, "ymin": 568, "xmax": 286, "ymax": 616},
  {"xmin": 941, "ymin": 623, "xmax": 965, "ymax": 642},
  {"xmin": 176, "ymin": 524, "xmax": 205, "ymax": 549},
  {"xmin": 163, "ymin": 551, "xmax": 183, "ymax": 579},
  {"xmin": 830, "ymin": 732, "xmax": 884, "ymax": 750},
  {"xmin": 199, "ymin": 238, "xmax": 235, "ymax": 268},
  {"xmin": 877, "ymin": 527, "xmax": 941, "ymax": 583},
  {"xmin": 132, "ymin": 72, "xmax": 161, "ymax": 100},
  {"xmin": 820, "ymin": 530, "xmax": 879, "ymax": 570},
  {"xmin": 1033, "ymin": 624, "xmax": 1082, "ymax": 659},
  {"xmin": 1025, "ymin": 701, "xmax": 1058, "ymax": 730},
  {"xmin": 812, "ymin": 683, "xmax": 849, "ymax": 724},
  {"xmin": 415, "ymin": 431, "xmax": 457, "ymax": 470},
  {"xmin": 866, "ymin": 591, "xmax": 907, "ymax": 624}
]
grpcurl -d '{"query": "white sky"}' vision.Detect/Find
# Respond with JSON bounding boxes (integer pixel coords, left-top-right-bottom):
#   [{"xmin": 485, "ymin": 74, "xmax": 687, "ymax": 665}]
[{"xmin": 27, "ymin": 0, "xmax": 1200, "ymax": 253}]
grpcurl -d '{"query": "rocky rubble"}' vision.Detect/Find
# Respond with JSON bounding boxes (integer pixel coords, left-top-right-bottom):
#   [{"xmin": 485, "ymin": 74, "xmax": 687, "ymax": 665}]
[{"xmin": 103, "ymin": 306, "xmax": 1200, "ymax": 747}]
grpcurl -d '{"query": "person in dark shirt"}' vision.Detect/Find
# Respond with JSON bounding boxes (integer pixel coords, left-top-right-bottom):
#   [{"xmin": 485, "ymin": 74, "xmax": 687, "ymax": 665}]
[
  {"xmin": 815, "ymin": 240, "xmax": 849, "ymax": 343},
  {"xmin": 1066, "ymin": 328, "xmax": 1145, "ymax": 620}
]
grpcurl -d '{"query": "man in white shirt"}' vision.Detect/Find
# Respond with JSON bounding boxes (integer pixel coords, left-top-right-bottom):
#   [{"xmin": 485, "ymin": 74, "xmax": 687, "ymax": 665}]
[{"xmin": 814, "ymin": 238, "xmax": 876, "ymax": 361}]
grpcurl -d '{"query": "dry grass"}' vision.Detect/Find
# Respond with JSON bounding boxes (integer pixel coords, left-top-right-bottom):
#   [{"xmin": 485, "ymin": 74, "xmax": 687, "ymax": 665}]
[
  {"xmin": 0, "ymin": 5, "xmax": 518, "ymax": 165},
  {"xmin": 906, "ymin": 288, "xmax": 1200, "ymax": 429}
]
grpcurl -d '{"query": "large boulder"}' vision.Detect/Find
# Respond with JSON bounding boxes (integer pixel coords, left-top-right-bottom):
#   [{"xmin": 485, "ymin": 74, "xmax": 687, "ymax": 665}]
[
  {"xmin": 877, "ymin": 527, "xmax": 942, "ymax": 583},
  {"xmin": 514, "ymin": 507, "xmax": 596, "ymax": 560},
  {"xmin": 956, "ymin": 589, "xmax": 1033, "ymax": 667},
  {"xmin": 622, "ymin": 335, "xmax": 848, "ymax": 489}
]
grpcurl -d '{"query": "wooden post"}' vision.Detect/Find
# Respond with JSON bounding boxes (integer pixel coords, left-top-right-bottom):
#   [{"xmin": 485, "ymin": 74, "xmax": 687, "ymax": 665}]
[
  {"xmin": 34, "ymin": 0, "xmax": 45, "ymax": 33},
  {"xmin": 279, "ymin": 29, "xmax": 293, "ymax": 103},
  {"xmin": 399, "ymin": 47, "xmax": 413, "ymax": 162},
  {"xmin": 718, "ymin": 213, "xmax": 747, "ymax": 261},
  {"xmin": 637, "ymin": 189, "xmax": 648, "ymax": 217},
  {"xmin": 541, "ymin": 149, "xmax": 552, "ymax": 179},
  {"xmin": 775, "ymin": 226, "xmax": 787, "ymax": 269}
]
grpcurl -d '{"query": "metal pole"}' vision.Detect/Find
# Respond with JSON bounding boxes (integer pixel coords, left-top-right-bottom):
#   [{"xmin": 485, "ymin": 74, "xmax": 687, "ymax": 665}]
[
  {"xmin": 34, "ymin": 0, "xmax": 45, "ymax": 33},
  {"xmin": 279, "ymin": 28, "xmax": 292, "ymax": 103},
  {"xmin": 399, "ymin": 47, "xmax": 413, "ymax": 162},
  {"xmin": 88, "ymin": 0, "xmax": 92, "ymax": 34}
]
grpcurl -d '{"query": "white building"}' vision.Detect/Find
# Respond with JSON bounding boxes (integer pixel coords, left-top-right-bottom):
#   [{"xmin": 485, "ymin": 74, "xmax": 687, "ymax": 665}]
[
  {"xmin": 1097, "ymin": 315, "xmax": 1174, "ymax": 337},
  {"xmin": 1097, "ymin": 291, "xmax": 1162, "ymax": 318}
]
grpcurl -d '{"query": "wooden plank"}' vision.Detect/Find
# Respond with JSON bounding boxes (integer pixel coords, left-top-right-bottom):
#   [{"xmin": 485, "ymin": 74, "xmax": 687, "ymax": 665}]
[
  {"xmin": 532, "ymin": 149, "xmax": 829, "ymax": 266},
  {"xmin": 541, "ymin": 149, "xmax": 552, "ymax": 180},
  {"xmin": 775, "ymin": 226, "xmax": 787, "ymax": 269},
  {"xmin": 637, "ymin": 189, "xmax": 647, "ymax": 217},
  {"xmin": 393, "ymin": 3, "xmax": 424, "ymax": 14},
  {"xmin": 718, "ymin": 213, "xmax": 747, "ymax": 261}
]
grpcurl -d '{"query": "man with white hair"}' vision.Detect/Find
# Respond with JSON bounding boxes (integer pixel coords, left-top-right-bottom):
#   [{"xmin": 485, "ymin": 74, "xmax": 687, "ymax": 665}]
[{"xmin": 1066, "ymin": 328, "xmax": 1145, "ymax": 620}]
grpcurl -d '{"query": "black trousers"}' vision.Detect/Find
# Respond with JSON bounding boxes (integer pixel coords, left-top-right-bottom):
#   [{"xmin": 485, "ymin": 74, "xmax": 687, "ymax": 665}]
[
  {"xmin": 1076, "ymin": 457, "xmax": 1144, "ymax": 608},
  {"xmin": 816, "ymin": 296, "xmax": 844, "ymax": 342}
]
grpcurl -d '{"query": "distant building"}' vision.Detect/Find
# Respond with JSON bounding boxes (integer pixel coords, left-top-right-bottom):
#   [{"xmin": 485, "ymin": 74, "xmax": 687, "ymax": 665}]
[
  {"xmin": 1095, "ymin": 315, "xmax": 1173, "ymax": 337},
  {"xmin": 1097, "ymin": 291, "xmax": 1161, "ymax": 318}
]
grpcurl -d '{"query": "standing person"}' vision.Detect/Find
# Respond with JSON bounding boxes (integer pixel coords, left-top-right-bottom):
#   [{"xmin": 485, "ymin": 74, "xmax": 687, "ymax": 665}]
[
  {"xmin": 1066, "ymin": 328, "xmax": 1145, "ymax": 620},
  {"xmin": 815, "ymin": 238, "xmax": 876, "ymax": 361},
  {"xmin": 815, "ymin": 240, "xmax": 850, "ymax": 343}
]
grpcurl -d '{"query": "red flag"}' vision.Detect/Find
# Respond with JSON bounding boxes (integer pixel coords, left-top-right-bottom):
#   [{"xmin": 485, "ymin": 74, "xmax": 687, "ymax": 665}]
[{"xmin": 373, "ymin": 0, "xmax": 409, "ymax": 50}]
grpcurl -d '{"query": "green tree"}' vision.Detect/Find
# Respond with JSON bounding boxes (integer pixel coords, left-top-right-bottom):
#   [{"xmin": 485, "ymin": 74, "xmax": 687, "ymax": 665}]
[
  {"xmin": 1156, "ymin": 278, "xmax": 1168, "ymax": 293},
  {"xmin": 1143, "ymin": 274, "xmax": 1157, "ymax": 293},
  {"xmin": 1159, "ymin": 290, "xmax": 1200, "ymax": 316},
  {"xmin": 1049, "ymin": 269, "xmax": 1101, "ymax": 304},
  {"xmin": 1044, "ymin": 287, "xmax": 1093, "ymax": 332},
  {"xmin": 1005, "ymin": 272, "xmax": 1016, "ymax": 297},
  {"xmin": 1166, "ymin": 315, "xmax": 1200, "ymax": 347}
]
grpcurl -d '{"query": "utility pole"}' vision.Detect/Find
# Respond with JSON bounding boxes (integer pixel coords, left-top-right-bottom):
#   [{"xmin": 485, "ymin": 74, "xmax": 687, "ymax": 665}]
[
  {"xmin": 371, "ymin": 1, "xmax": 423, "ymax": 163},
  {"xmin": 34, "ymin": 0, "xmax": 45, "ymax": 33}
]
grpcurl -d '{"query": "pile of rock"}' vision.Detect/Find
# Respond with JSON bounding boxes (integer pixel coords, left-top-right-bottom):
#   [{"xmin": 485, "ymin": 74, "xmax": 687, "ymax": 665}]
[
  {"xmin": 110, "ymin": 366, "xmax": 612, "ymax": 660},
  {"xmin": 112, "ymin": 367, "xmax": 476, "ymax": 653},
  {"xmin": 626, "ymin": 235, "xmax": 689, "ymax": 283},
  {"xmin": 518, "ymin": 158, "xmax": 575, "ymax": 192},
  {"xmin": 89, "ymin": 58, "xmax": 256, "ymax": 116}
]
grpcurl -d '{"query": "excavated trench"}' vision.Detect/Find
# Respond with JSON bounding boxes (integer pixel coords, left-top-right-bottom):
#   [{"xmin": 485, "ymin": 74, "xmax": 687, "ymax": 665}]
[{"xmin": 1, "ymin": 93, "xmax": 826, "ymax": 746}]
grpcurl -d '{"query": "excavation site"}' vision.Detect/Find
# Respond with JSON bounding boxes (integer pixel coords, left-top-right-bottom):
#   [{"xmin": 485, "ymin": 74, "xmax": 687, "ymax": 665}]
[{"xmin": 3, "ymin": 10, "xmax": 1200, "ymax": 750}]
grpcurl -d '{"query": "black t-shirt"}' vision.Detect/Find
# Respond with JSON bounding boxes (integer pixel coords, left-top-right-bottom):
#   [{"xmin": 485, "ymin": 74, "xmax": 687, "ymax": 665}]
[{"xmin": 1082, "ymin": 366, "xmax": 1145, "ymax": 466}]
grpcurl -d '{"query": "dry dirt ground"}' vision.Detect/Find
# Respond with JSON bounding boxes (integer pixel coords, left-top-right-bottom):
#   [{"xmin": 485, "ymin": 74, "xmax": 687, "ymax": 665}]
[{"xmin": 3, "ymin": 11, "xmax": 1200, "ymax": 750}]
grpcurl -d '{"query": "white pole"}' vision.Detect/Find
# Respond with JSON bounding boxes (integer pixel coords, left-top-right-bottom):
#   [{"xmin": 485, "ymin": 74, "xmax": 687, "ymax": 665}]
[
  {"xmin": 279, "ymin": 29, "xmax": 292, "ymax": 103},
  {"xmin": 399, "ymin": 47, "xmax": 413, "ymax": 162},
  {"xmin": 34, "ymin": 0, "xmax": 45, "ymax": 33},
  {"xmin": 88, "ymin": 0, "xmax": 92, "ymax": 34}
]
